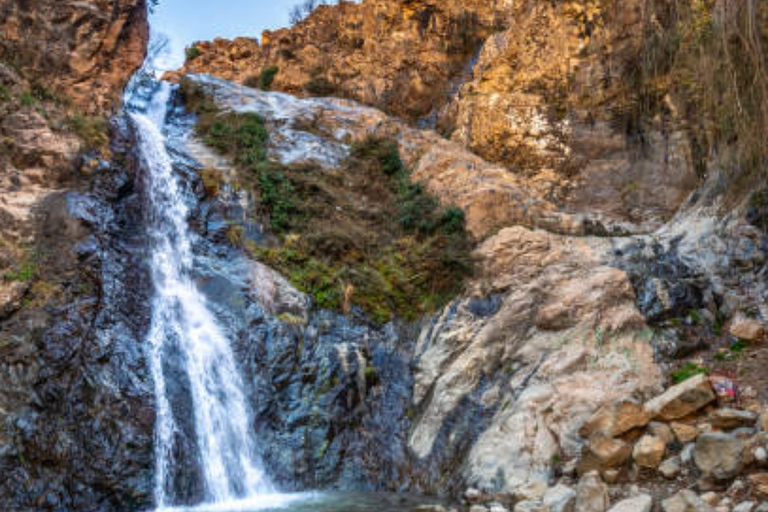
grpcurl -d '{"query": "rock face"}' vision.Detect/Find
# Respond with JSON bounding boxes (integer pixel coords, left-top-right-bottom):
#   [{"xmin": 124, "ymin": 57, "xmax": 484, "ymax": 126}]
[
  {"xmin": 0, "ymin": 0, "xmax": 148, "ymax": 113},
  {"xmin": 172, "ymin": 0, "xmax": 508, "ymax": 120}
]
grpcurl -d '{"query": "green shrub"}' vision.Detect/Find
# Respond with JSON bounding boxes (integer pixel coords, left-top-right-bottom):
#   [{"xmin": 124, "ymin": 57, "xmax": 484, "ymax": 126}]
[
  {"xmin": 186, "ymin": 45, "xmax": 202, "ymax": 61},
  {"xmin": 185, "ymin": 87, "xmax": 473, "ymax": 323},
  {"xmin": 304, "ymin": 68, "xmax": 338, "ymax": 96},
  {"xmin": 257, "ymin": 66, "xmax": 279, "ymax": 91},
  {"xmin": 0, "ymin": 83, "xmax": 9, "ymax": 102},
  {"xmin": 20, "ymin": 92, "xmax": 35, "ymax": 107},
  {"xmin": 3, "ymin": 258, "xmax": 37, "ymax": 282}
]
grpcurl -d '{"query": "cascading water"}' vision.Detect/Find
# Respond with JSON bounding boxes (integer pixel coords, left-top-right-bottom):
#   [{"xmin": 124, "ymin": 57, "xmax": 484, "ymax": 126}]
[{"xmin": 129, "ymin": 82, "xmax": 274, "ymax": 509}]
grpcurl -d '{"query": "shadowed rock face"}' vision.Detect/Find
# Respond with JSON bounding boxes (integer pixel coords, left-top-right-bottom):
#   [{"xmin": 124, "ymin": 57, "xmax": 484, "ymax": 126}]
[{"xmin": 0, "ymin": 0, "xmax": 149, "ymax": 113}]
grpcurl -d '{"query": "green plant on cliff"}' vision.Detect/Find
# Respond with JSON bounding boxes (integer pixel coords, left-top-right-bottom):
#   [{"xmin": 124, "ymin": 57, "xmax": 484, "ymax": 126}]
[
  {"xmin": 66, "ymin": 114, "xmax": 109, "ymax": 150},
  {"xmin": 186, "ymin": 45, "xmax": 202, "ymax": 61},
  {"xmin": 257, "ymin": 66, "xmax": 279, "ymax": 91},
  {"xmin": 181, "ymin": 79, "xmax": 472, "ymax": 322}
]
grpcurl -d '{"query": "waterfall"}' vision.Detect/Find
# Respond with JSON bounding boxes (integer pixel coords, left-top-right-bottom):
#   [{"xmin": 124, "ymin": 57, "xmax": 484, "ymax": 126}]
[{"xmin": 130, "ymin": 82, "xmax": 274, "ymax": 508}]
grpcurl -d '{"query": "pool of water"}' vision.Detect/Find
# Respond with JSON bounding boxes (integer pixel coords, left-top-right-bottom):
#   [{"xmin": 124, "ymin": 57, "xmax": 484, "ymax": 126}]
[{"xmin": 154, "ymin": 492, "xmax": 450, "ymax": 512}]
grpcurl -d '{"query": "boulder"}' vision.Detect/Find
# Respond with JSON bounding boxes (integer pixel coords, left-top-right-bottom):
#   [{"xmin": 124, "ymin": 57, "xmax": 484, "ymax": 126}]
[
  {"xmin": 661, "ymin": 490, "xmax": 716, "ymax": 512},
  {"xmin": 671, "ymin": 421, "xmax": 700, "ymax": 444},
  {"xmin": 710, "ymin": 408, "xmax": 758, "ymax": 430},
  {"xmin": 729, "ymin": 318, "xmax": 767, "ymax": 342},
  {"xmin": 575, "ymin": 472, "xmax": 608, "ymax": 512},
  {"xmin": 579, "ymin": 399, "xmax": 651, "ymax": 438},
  {"xmin": 542, "ymin": 484, "xmax": 576, "ymax": 512},
  {"xmin": 578, "ymin": 435, "xmax": 633, "ymax": 474},
  {"xmin": 694, "ymin": 432, "xmax": 744, "ymax": 480},
  {"xmin": 607, "ymin": 495, "xmax": 652, "ymax": 512},
  {"xmin": 645, "ymin": 374, "xmax": 715, "ymax": 421},
  {"xmin": 633, "ymin": 434, "xmax": 666, "ymax": 469},
  {"xmin": 659, "ymin": 456, "xmax": 682, "ymax": 479}
]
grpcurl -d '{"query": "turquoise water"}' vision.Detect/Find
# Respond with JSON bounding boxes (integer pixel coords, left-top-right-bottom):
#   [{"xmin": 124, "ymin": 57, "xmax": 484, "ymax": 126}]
[{"xmin": 153, "ymin": 492, "xmax": 447, "ymax": 512}]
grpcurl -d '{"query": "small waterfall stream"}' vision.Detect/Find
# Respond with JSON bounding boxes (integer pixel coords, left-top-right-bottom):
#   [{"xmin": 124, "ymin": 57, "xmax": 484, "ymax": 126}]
[{"xmin": 130, "ymin": 83, "xmax": 273, "ymax": 508}]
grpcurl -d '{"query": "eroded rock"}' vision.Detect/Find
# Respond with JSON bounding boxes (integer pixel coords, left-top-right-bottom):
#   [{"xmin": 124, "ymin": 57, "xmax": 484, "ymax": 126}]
[{"xmin": 645, "ymin": 374, "xmax": 716, "ymax": 421}]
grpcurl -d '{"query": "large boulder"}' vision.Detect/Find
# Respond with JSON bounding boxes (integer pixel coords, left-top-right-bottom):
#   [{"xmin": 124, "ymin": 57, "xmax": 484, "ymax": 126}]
[
  {"xmin": 694, "ymin": 432, "xmax": 744, "ymax": 480},
  {"xmin": 579, "ymin": 399, "xmax": 650, "ymax": 438},
  {"xmin": 644, "ymin": 374, "xmax": 715, "ymax": 421}
]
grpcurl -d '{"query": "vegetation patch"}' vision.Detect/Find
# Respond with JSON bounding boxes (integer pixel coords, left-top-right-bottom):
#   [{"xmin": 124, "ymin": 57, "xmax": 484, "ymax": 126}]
[
  {"xmin": 671, "ymin": 362, "xmax": 709, "ymax": 384},
  {"xmin": 180, "ymin": 79, "xmax": 473, "ymax": 323}
]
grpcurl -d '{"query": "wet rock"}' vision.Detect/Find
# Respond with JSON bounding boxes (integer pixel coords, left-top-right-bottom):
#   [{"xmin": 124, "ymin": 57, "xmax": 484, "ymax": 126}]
[
  {"xmin": 710, "ymin": 408, "xmax": 758, "ymax": 430},
  {"xmin": 659, "ymin": 456, "xmax": 682, "ymax": 479},
  {"xmin": 695, "ymin": 432, "xmax": 744, "ymax": 480},
  {"xmin": 607, "ymin": 495, "xmax": 652, "ymax": 512},
  {"xmin": 645, "ymin": 374, "xmax": 716, "ymax": 421},
  {"xmin": 633, "ymin": 434, "xmax": 666, "ymax": 469},
  {"xmin": 734, "ymin": 502, "xmax": 756, "ymax": 512},
  {"xmin": 575, "ymin": 472, "xmax": 609, "ymax": 512},
  {"xmin": 662, "ymin": 490, "xmax": 716, "ymax": 512},
  {"xmin": 579, "ymin": 400, "xmax": 651, "ymax": 438}
]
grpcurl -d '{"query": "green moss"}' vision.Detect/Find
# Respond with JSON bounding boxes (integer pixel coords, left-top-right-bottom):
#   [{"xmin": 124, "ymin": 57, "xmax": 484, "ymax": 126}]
[
  {"xmin": 66, "ymin": 114, "xmax": 109, "ymax": 149},
  {"xmin": 304, "ymin": 68, "xmax": 338, "ymax": 97},
  {"xmin": 3, "ymin": 257, "xmax": 37, "ymax": 282},
  {"xmin": 20, "ymin": 92, "xmax": 35, "ymax": 107},
  {"xmin": 670, "ymin": 362, "xmax": 708, "ymax": 384},
  {"xmin": 0, "ymin": 83, "xmax": 9, "ymax": 102}
]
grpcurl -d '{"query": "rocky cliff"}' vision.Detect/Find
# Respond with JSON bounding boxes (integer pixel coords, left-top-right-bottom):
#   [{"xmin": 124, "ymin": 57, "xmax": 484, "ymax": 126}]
[
  {"xmin": 0, "ymin": 1, "xmax": 152, "ymax": 510},
  {"xmin": 0, "ymin": 0, "xmax": 149, "ymax": 113}
]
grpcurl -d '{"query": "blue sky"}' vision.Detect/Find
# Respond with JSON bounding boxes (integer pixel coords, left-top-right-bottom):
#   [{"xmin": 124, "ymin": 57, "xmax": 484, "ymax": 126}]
[{"xmin": 151, "ymin": 0, "xmax": 302, "ymax": 69}]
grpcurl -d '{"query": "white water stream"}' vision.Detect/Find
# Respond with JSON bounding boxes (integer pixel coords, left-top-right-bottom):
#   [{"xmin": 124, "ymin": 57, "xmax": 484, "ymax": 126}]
[{"xmin": 130, "ymin": 82, "xmax": 279, "ymax": 509}]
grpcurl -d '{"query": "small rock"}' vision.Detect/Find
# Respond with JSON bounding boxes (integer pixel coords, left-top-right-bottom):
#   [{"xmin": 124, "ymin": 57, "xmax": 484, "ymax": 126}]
[
  {"xmin": 649, "ymin": 422, "xmax": 675, "ymax": 445},
  {"xmin": 729, "ymin": 317, "xmax": 767, "ymax": 342},
  {"xmin": 749, "ymin": 473, "xmax": 768, "ymax": 497},
  {"xmin": 715, "ymin": 507, "xmax": 730, "ymax": 512},
  {"xmin": 578, "ymin": 434, "xmax": 633, "ymax": 474},
  {"xmin": 470, "ymin": 506, "xmax": 489, "ymax": 512},
  {"xmin": 756, "ymin": 504, "xmax": 768, "ymax": 512},
  {"xmin": 576, "ymin": 472, "xmax": 609, "ymax": 512},
  {"xmin": 465, "ymin": 488, "xmax": 482, "ymax": 502},
  {"xmin": 755, "ymin": 446, "xmax": 767, "ymax": 464},
  {"xmin": 700, "ymin": 492, "xmax": 719, "ymax": 506},
  {"xmin": 710, "ymin": 408, "xmax": 758, "ymax": 430},
  {"xmin": 488, "ymin": 503, "xmax": 509, "ymax": 512},
  {"xmin": 543, "ymin": 484, "xmax": 576, "ymax": 512},
  {"xmin": 607, "ymin": 495, "xmax": 652, "ymax": 512},
  {"xmin": 729, "ymin": 479, "xmax": 747, "ymax": 494},
  {"xmin": 659, "ymin": 456, "xmax": 682, "ymax": 478},
  {"xmin": 580, "ymin": 399, "xmax": 651, "ymax": 438},
  {"xmin": 734, "ymin": 502, "xmax": 755, "ymax": 512},
  {"xmin": 633, "ymin": 434, "xmax": 666, "ymax": 469},
  {"xmin": 681, "ymin": 442, "xmax": 695, "ymax": 464},
  {"xmin": 412, "ymin": 507, "xmax": 449, "ymax": 512},
  {"xmin": 645, "ymin": 374, "xmax": 716, "ymax": 421},
  {"xmin": 760, "ymin": 411, "xmax": 768, "ymax": 432},
  {"xmin": 662, "ymin": 490, "xmax": 716, "ymax": 512},
  {"xmin": 512, "ymin": 502, "xmax": 545, "ymax": 512},
  {"xmin": 603, "ymin": 469, "xmax": 620, "ymax": 484},
  {"xmin": 671, "ymin": 422, "xmax": 700, "ymax": 444},
  {"xmin": 695, "ymin": 432, "xmax": 744, "ymax": 480}
]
